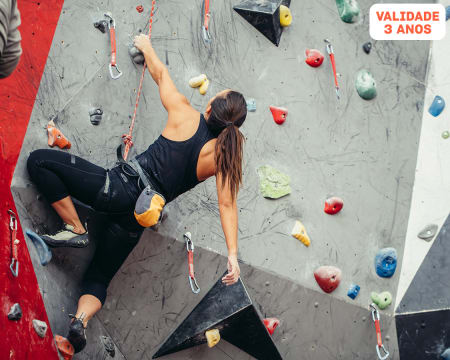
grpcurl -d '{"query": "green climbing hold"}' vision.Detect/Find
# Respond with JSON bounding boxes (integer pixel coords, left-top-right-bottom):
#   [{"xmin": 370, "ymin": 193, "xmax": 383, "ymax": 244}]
[
  {"xmin": 371, "ymin": 291, "xmax": 392, "ymax": 310},
  {"xmin": 355, "ymin": 69, "xmax": 377, "ymax": 100},
  {"xmin": 442, "ymin": 131, "xmax": 449, "ymax": 139},
  {"xmin": 257, "ymin": 165, "xmax": 291, "ymax": 199},
  {"xmin": 335, "ymin": 0, "xmax": 360, "ymax": 23}
]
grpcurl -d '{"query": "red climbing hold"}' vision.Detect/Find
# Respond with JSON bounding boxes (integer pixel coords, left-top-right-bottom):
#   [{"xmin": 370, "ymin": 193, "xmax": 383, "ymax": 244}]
[
  {"xmin": 314, "ymin": 266, "xmax": 342, "ymax": 293},
  {"xmin": 54, "ymin": 335, "xmax": 74, "ymax": 360},
  {"xmin": 263, "ymin": 318, "xmax": 280, "ymax": 335},
  {"xmin": 305, "ymin": 49, "xmax": 324, "ymax": 67},
  {"xmin": 270, "ymin": 106, "xmax": 288, "ymax": 125},
  {"xmin": 324, "ymin": 197, "xmax": 343, "ymax": 215},
  {"xmin": 136, "ymin": 5, "xmax": 144, "ymax": 13}
]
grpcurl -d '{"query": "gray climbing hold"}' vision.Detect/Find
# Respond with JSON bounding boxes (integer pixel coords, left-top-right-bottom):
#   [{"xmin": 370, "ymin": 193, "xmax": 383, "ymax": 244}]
[
  {"xmin": 418, "ymin": 224, "xmax": 438, "ymax": 241},
  {"xmin": 100, "ymin": 335, "xmax": 116, "ymax": 357},
  {"xmin": 25, "ymin": 229, "xmax": 52, "ymax": 266},
  {"xmin": 7, "ymin": 303, "xmax": 22, "ymax": 321},
  {"xmin": 355, "ymin": 69, "xmax": 377, "ymax": 100},
  {"xmin": 257, "ymin": 165, "xmax": 291, "ymax": 199},
  {"xmin": 335, "ymin": 0, "xmax": 360, "ymax": 23},
  {"xmin": 32, "ymin": 319, "xmax": 48, "ymax": 338},
  {"xmin": 129, "ymin": 45, "xmax": 145, "ymax": 65},
  {"xmin": 362, "ymin": 42, "xmax": 372, "ymax": 54},
  {"xmin": 246, "ymin": 98, "xmax": 256, "ymax": 112},
  {"xmin": 89, "ymin": 108, "xmax": 103, "ymax": 125}
]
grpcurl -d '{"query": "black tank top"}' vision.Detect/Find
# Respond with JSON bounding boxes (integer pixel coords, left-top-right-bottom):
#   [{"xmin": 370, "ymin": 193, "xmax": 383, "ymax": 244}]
[{"xmin": 134, "ymin": 114, "xmax": 216, "ymax": 203}]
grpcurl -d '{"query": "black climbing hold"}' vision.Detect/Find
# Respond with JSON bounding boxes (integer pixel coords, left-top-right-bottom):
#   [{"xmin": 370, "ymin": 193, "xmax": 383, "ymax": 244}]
[
  {"xmin": 89, "ymin": 108, "xmax": 103, "ymax": 125},
  {"xmin": 94, "ymin": 20, "xmax": 108, "ymax": 33},
  {"xmin": 129, "ymin": 45, "xmax": 145, "ymax": 65},
  {"xmin": 152, "ymin": 271, "xmax": 283, "ymax": 359},
  {"xmin": 100, "ymin": 335, "xmax": 116, "ymax": 357},
  {"xmin": 362, "ymin": 41, "xmax": 372, "ymax": 54},
  {"xmin": 7, "ymin": 303, "xmax": 22, "ymax": 321},
  {"xmin": 233, "ymin": 0, "xmax": 291, "ymax": 46}
]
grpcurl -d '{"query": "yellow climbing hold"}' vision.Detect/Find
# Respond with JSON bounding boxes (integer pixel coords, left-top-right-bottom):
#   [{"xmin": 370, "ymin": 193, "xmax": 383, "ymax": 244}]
[
  {"xmin": 199, "ymin": 78, "xmax": 210, "ymax": 95},
  {"xmin": 205, "ymin": 329, "xmax": 220, "ymax": 348},
  {"xmin": 279, "ymin": 5, "xmax": 292, "ymax": 27},
  {"xmin": 189, "ymin": 74, "xmax": 207, "ymax": 88},
  {"xmin": 291, "ymin": 221, "xmax": 310, "ymax": 247}
]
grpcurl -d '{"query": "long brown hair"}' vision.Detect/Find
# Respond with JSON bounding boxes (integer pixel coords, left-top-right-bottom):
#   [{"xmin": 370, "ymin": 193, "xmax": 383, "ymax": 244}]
[{"xmin": 207, "ymin": 91, "xmax": 247, "ymax": 200}]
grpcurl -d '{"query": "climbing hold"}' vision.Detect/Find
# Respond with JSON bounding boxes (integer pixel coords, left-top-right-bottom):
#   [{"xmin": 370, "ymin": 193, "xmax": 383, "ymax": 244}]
[
  {"xmin": 291, "ymin": 220, "xmax": 311, "ymax": 247},
  {"xmin": 347, "ymin": 284, "xmax": 360, "ymax": 300},
  {"xmin": 129, "ymin": 45, "xmax": 145, "ymax": 65},
  {"xmin": 93, "ymin": 20, "xmax": 108, "ymax": 33},
  {"xmin": 263, "ymin": 318, "xmax": 280, "ymax": 335},
  {"xmin": 89, "ymin": 108, "xmax": 103, "ymax": 126},
  {"xmin": 335, "ymin": 0, "xmax": 360, "ymax": 23},
  {"xmin": 428, "ymin": 95, "xmax": 445, "ymax": 117},
  {"xmin": 136, "ymin": 5, "xmax": 144, "ymax": 13},
  {"xmin": 355, "ymin": 69, "xmax": 377, "ymax": 100},
  {"xmin": 371, "ymin": 291, "xmax": 392, "ymax": 310},
  {"xmin": 199, "ymin": 78, "xmax": 210, "ymax": 95},
  {"xmin": 189, "ymin": 74, "xmax": 207, "ymax": 88},
  {"xmin": 47, "ymin": 120, "xmax": 71, "ymax": 149},
  {"xmin": 374, "ymin": 247, "xmax": 397, "ymax": 278},
  {"xmin": 25, "ymin": 230, "xmax": 52, "ymax": 266},
  {"xmin": 100, "ymin": 336, "xmax": 116, "ymax": 357},
  {"xmin": 205, "ymin": 329, "xmax": 220, "ymax": 348},
  {"xmin": 257, "ymin": 165, "xmax": 291, "ymax": 199},
  {"xmin": 324, "ymin": 196, "xmax": 343, "ymax": 215},
  {"xmin": 7, "ymin": 303, "xmax": 22, "ymax": 321},
  {"xmin": 270, "ymin": 106, "xmax": 288, "ymax": 125},
  {"xmin": 246, "ymin": 98, "xmax": 256, "ymax": 112},
  {"xmin": 279, "ymin": 5, "xmax": 292, "ymax": 27},
  {"xmin": 314, "ymin": 302, "xmax": 319, "ymax": 308},
  {"xmin": 54, "ymin": 335, "xmax": 75, "ymax": 360},
  {"xmin": 441, "ymin": 348, "xmax": 450, "ymax": 360},
  {"xmin": 305, "ymin": 49, "xmax": 324, "ymax": 68},
  {"xmin": 446, "ymin": 6, "xmax": 450, "ymax": 21},
  {"xmin": 32, "ymin": 319, "xmax": 48, "ymax": 338},
  {"xmin": 362, "ymin": 41, "xmax": 372, "ymax": 54},
  {"xmin": 442, "ymin": 131, "xmax": 450, "ymax": 139},
  {"xmin": 417, "ymin": 223, "xmax": 438, "ymax": 241},
  {"xmin": 314, "ymin": 266, "xmax": 342, "ymax": 293}
]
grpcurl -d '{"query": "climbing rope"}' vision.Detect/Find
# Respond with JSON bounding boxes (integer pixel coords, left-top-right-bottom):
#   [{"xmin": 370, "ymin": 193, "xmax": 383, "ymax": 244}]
[
  {"xmin": 8, "ymin": 209, "xmax": 19, "ymax": 277},
  {"xmin": 370, "ymin": 303, "xmax": 389, "ymax": 360},
  {"xmin": 121, "ymin": 0, "xmax": 156, "ymax": 161}
]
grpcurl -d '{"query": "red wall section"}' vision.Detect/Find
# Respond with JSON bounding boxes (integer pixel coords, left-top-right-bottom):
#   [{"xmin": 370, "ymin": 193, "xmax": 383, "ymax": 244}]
[{"xmin": 0, "ymin": 0, "xmax": 64, "ymax": 358}]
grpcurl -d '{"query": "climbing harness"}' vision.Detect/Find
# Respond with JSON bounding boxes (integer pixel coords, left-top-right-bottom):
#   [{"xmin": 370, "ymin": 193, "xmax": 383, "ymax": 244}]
[
  {"xmin": 324, "ymin": 39, "xmax": 340, "ymax": 100},
  {"xmin": 202, "ymin": 0, "xmax": 211, "ymax": 43},
  {"xmin": 370, "ymin": 303, "xmax": 390, "ymax": 360},
  {"xmin": 8, "ymin": 210, "xmax": 19, "ymax": 277},
  {"xmin": 184, "ymin": 232, "xmax": 200, "ymax": 294},
  {"xmin": 121, "ymin": 0, "xmax": 156, "ymax": 161},
  {"xmin": 105, "ymin": 13, "xmax": 122, "ymax": 80}
]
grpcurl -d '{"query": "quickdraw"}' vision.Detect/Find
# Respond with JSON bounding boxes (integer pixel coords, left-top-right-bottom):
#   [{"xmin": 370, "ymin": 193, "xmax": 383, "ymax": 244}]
[
  {"xmin": 370, "ymin": 303, "xmax": 390, "ymax": 360},
  {"xmin": 202, "ymin": 0, "xmax": 211, "ymax": 44},
  {"xmin": 105, "ymin": 13, "xmax": 122, "ymax": 80},
  {"xmin": 324, "ymin": 39, "xmax": 340, "ymax": 100},
  {"xmin": 121, "ymin": 0, "xmax": 156, "ymax": 161},
  {"xmin": 8, "ymin": 210, "xmax": 19, "ymax": 277},
  {"xmin": 184, "ymin": 232, "xmax": 200, "ymax": 294}
]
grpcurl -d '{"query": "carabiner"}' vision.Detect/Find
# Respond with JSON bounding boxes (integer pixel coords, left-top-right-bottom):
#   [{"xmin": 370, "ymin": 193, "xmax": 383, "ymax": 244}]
[
  {"xmin": 8, "ymin": 209, "xmax": 17, "ymax": 231},
  {"xmin": 185, "ymin": 232, "xmax": 194, "ymax": 252},
  {"xmin": 202, "ymin": 0, "xmax": 211, "ymax": 44},
  {"xmin": 189, "ymin": 276, "xmax": 201, "ymax": 294},
  {"xmin": 370, "ymin": 303, "xmax": 380, "ymax": 321},
  {"xmin": 109, "ymin": 64, "xmax": 122, "ymax": 80},
  {"xmin": 184, "ymin": 232, "xmax": 201, "ymax": 294},
  {"xmin": 8, "ymin": 210, "xmax": 19, "ymax": 277},
  {"xmin": 104, "ymin": 12, "xmax": 123, "ymax": 80},
  {"xmin": 324, "ymin": 38, "xmax": 340, "ymax": 100},
  {"xmin": 376, "ymin": 344, "xmax": 390, "ymax": 360},
  {"xmin": 10, "ymin": 259, "xmax": 18, "ymax": 277}
]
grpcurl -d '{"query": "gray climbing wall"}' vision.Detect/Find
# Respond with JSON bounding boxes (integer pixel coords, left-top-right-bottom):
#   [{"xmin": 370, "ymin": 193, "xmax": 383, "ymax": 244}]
[{"xmin": 11, "ymin": 0, "xmax": 432, "ymax": 358}]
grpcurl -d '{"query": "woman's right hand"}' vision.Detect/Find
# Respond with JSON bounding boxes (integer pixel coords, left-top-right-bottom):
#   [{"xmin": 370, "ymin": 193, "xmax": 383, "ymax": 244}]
[{"xmin": 134, "ymin": 34, "xmax": 152, "ymax": 54}]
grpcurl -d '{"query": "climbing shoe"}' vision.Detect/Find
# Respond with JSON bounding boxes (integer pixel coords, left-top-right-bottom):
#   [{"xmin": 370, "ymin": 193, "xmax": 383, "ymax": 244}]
[
  {"xmin": 40, "ymin": 224, "xmax": 89, "ymax": 248},
  {"xmin": 67, "ymin": 314, "xmax": 87, "ymax": 353}
]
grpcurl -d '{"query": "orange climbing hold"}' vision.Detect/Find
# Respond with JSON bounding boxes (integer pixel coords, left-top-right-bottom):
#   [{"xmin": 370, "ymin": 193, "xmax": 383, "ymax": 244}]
[
  {"xmin": 324, "ymin": 196, "xmax": 343, "ymax": 215},
  {"xmin": 54, "ymin": 335, "xmax": 74, "ymax": 360},
  {"xmin": 263, "ymin": 318, "xmax": 280, "ymax": 335},
  {"xmin": 136, "ymin": 5, "xmax": 144, "ymax": 13},
  {"xmin": 47, "ymin": 120, "xmax": 71, "ymax": 149},
  {"xmin": 314, "ymin": 266, "xmax": 342, "ymax": 293},
  {"xmin": 305, "ymin": 49, "xmax": 324, "ymax": 67},
  {"xmin": 270, "ymin": 106, "xmax": 288, "ymax": 125}
]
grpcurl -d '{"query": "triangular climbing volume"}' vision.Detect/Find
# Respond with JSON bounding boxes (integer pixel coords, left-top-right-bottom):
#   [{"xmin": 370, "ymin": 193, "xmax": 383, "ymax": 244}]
[
  {"xmin": 233, "ymin": 0, "xmax": 291, "ymax": 46},
  {"xmin": 152, "ymin": 271, "xmax": 283, "ymax": 359}
]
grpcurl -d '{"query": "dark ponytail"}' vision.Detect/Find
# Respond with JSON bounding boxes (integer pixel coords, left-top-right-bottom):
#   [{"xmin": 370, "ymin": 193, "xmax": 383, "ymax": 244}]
[{"xmin": 207, "ymin": 91, "xmax": 247, "ymax": 200}]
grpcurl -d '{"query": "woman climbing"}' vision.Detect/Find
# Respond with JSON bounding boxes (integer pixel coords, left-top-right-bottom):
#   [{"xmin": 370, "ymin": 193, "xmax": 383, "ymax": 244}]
[{"xmin": 26, "ymin": 34, "xmax": 247, "ymax": 353}]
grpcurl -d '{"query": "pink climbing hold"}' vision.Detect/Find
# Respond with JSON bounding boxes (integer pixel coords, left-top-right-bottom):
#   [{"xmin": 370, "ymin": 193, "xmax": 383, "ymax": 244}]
[
  {"xmin": 314, "ymin": 266, "xmax": 342, "ymax": 293},
  {"xmin": 263, "ymin": 318, "xmax": 280, "ymax": 335},
  {"xmin": 270, "ymin": 106, "xmax": 288, "ymax": 125},
  {"xmin": 136, "ymin": 5, "xmax": 144, "ymax": 13},
  {"xmin": 324, "ymin": 197, "xmax": 343, "ymax": 215},
  {"xmin": 305, "ymin": 49, "xmax": 324, "ymax": 67}
]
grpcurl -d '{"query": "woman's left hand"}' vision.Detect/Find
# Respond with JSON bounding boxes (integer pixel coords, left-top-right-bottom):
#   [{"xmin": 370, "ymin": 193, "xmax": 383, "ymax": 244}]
[{"xmin": 222, "ymin": 254, "xmax": 240, "ymax": 285}]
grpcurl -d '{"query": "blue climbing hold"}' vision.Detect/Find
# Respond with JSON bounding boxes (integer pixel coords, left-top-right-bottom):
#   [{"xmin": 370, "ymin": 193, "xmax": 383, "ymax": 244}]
[
  {"xmin": 25, "ymin": 229, "xmax": 52, "ymax": 266},
  {"xmin": 441, "ymin": 348, "xmax": 450, "ymax": 360},
  {"xmin": 246, "ymin": 98, "xmax": 256, "ymax": 112},
  {"xmin": 428, "ymin": 95, "xmax": 445, "ymax": 117},
  {"xmin": 446, "ymin": 6, "xmax": 450, "ymax": 21},
  {"xmin": 374, "ymin": 247, "xmax": 397, "ymax": 278},
  {"xmin": 347, "ymin": 284, "xmax": 360, "ymax": 300}
]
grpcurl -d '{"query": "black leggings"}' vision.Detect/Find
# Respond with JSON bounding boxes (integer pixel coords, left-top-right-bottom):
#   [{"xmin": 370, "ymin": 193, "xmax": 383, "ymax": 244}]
[{"xmin": 27, "ymin": 149, "xmax": 144, "ymax": 305}]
